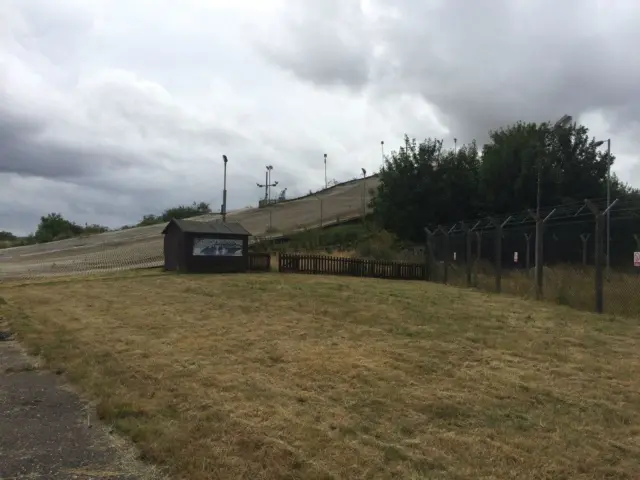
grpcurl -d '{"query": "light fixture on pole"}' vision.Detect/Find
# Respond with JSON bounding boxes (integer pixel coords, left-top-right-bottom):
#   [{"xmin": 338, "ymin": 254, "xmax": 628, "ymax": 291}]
[
  {"xmin": 534, "ymin": 114, "xmax": 572, "ymax": 299},
  {"xmin": 594, "ymin": 138, "xmax": 612, "ymax": 278},
  {"xmin": 257, "ymin": 166, "xmax": 278, "ymax": 205},
  {"xmin": 266, "ymin": 165, "xmax": 274, "ymax": 202},
  {"xmin": 324, "ymin": 153, "xmax": 327, "ymax": 189},
  {"xmin": 361, "ymin": 168, "xmax": 367, "ymax": 220},
  {"xmin": 221, "ymin": 155, "xmax": 228, "ymax": 222}
]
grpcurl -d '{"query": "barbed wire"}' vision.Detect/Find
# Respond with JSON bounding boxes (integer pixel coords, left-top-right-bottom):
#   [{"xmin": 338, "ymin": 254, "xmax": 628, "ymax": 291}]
[{"xmin": 427, "ymin": 196, "xmax": 640, "ymax": 235}]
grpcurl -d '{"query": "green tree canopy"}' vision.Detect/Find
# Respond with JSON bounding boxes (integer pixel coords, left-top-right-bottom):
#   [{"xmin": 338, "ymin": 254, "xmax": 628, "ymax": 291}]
[
  {"xmin": 372, "ymin": 136, "xmax": 481, "ymax": 242},
  {"xmin": 0, "ymin": 231, "xmax": 16, "ymax": 241},
  {"xmin": 373, "ymin": 119, "xmax": 635, "ymax": 243},
  {"xmin": 479, "ymin": 121, "xmax": 616, "ymax": 215},
  {"xmin": 34, "ymin": 213, "xmax": 84, "ymax": 243}
]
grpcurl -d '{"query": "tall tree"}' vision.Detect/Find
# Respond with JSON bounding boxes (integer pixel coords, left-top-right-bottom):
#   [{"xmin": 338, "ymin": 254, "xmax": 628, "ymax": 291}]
[
  {"xmin": 479, "ymin": 121, "xmax": 614, "ymax": 214},
  {"xmin": 34, "ymin": 213, "xmax": 83, "ymax": 243},
  {"xmin": 373, "ymin": 119, "xmax": 632, "ymax": 244},
  {"xmin": 372, "ymin": 136, "xmax": 480, "ymax": 243}
]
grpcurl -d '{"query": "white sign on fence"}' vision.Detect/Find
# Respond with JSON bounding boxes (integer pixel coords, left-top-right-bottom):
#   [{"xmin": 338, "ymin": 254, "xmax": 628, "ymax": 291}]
[
  {"xmin": 453, "ymin": 252, "xmax": 457, "ymax": 261},
  {"xmin": 634, "ymin": 252, "xmax": 640, "ymax": 267},
  {"xmin": 193, "ymin": 237, "xmax": 243, "ymax": 257},
  {"xmin": 513, "ymin": 252, "xmax": 518, "ymax": 263}
]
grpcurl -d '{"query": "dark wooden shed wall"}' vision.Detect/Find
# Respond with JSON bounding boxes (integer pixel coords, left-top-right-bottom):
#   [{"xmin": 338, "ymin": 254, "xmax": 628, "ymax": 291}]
[{"xmin": 163, "ymin": 222, "xmax": 250, "ymax": 273}]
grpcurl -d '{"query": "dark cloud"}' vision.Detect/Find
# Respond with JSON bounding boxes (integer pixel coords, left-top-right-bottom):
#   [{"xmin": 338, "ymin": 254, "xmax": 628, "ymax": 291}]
[
  {"xmin": 260, "ymin": 0, "xmax": 640, "ymax": 143},
  {"xmin": 0, "ymin": 103, "xmax": 149, "ymax": 179},
  {"xmin": 4, "ymin": 0, "xmax": 638, "ymax": 236},
  {"xmin": 256, "ymin": 0, "xmax": 373, "ymax": 90}
]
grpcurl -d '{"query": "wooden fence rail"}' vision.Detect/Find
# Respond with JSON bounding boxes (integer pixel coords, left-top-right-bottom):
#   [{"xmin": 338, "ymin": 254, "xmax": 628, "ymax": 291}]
[{"xmin": 278, "ymin": 253, "xmax": 427, "ymax": 281}]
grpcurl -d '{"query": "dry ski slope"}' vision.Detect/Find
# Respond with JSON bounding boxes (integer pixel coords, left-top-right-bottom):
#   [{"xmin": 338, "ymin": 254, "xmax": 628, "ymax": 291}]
[{"xmin": 0, "ymin": 176, "xmax": 378, "ymax": 279}]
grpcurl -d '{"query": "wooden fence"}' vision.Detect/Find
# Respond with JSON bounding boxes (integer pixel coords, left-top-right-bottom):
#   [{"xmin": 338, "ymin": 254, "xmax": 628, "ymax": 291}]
[
  {"xmin": 248, "ymin": 252, "xmax": 271, "ymax": 271},
  {"xmin": 278, "ymin": 253, "xmax": 427, "ymax": 281}
]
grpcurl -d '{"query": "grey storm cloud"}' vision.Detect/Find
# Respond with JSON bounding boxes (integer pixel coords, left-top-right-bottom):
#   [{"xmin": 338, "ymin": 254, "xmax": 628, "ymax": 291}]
[
  {"xmin": 1, "ymin": 0, "xmax": 639, "ymax": 235},
  {"xmin": 0, "ymin": 102, "xmax": 149, "ymax": 179},
  {"xmin": 257, "ymin": 0, "xmax": 373, "ymax": 90},
  {"xmin": 260, "ymin": 0, "xmax": 640, "ymax": 143}
]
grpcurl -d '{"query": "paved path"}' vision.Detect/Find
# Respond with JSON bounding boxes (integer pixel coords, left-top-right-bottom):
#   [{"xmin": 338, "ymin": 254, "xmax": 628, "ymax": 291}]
[{"xmin": 0, "ymin": 325, "xmax": 167, "ymax": 480}]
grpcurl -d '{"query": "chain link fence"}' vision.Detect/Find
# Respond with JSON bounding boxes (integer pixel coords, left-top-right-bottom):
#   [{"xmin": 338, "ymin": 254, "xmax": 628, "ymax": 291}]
[{"xmin": 425, "ymin": 198, "xmax": 640, "ymax": 317}]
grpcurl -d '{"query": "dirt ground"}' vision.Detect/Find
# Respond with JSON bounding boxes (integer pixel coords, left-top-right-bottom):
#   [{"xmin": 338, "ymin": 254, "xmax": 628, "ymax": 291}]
[{"xmin": 0, "ymin": 323, "xmax": 167, "ymax": 480}]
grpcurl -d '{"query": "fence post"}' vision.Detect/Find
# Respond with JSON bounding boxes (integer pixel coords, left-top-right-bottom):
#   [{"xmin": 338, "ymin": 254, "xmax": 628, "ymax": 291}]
[
  {"xmin": 424, "ymin": 227, "xmax": 436, "ymax": 281},
  {"xmin": 489, "ymin": 217, "xmax": 511, "ymax": 293},
  {"xmin": 461, "ymin": 222, "xmax": 472, "ymax": 287},
  {"xmin": 524, "ymin": 233, "xmax": 531, "ymax": 271},
  {"xmin": 586, "ymin": 199, "xmax": 618, "ymax": 313},
  {"xmin": 474, "ymin": 230, "xmax": 482, "ymax": 287},
  {"xmin": 438, "ymin": 225, "xmax": 450, "ymax": 284},
  {"xmin": 528, "ymin": 208, "xmax": 556, "ymax": 300},
  {"xmin": 580, "ymin": 233, "xmax": 590, "ymax": 267}
]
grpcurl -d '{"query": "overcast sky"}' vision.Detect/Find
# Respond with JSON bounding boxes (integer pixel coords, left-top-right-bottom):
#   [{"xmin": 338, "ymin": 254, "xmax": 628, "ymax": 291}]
[{"xmin": 1, "ymin": 0, "xmax": 639, "ymax": 235}]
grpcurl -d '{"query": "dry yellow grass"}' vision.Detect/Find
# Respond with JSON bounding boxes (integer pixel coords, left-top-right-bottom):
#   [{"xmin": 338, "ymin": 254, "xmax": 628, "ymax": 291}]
[
  {"xmin": 1, "ymin": 271, "xmax": 640, "ymax": 479},
  {"xmin": 440, "ymin": 262, "xmax": 640, "ymax": 317}
]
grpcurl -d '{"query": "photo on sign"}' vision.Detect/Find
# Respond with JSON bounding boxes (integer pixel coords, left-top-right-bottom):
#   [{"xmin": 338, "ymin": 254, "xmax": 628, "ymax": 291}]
[
  {"xmin": 634, "ymin": 252, "xmax": 640, "ymax": 267},
  {"xmin": 193, "ymin": 237, "xmax": 243, "ymax": 257}
]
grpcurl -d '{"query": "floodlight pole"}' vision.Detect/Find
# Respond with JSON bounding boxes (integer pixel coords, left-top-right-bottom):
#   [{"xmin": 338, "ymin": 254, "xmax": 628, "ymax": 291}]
[
  {"xmin": 606, "ymin": 138, "xmax": 611, "ymax": 278},
  {"xmin": 361, "ymin": 168, "xmax": 367, "ymax": 220},
  {"xmin": 222, "ymin": 155, "xmax": 228, "ymax": 222},
  {"xmin": 257, "ymin": 166, "xmax": 279, "ymax": 205},
  {"xmin": 324, "ymin": 153, "xmax": 328, "ymax": 189},
  {"xmin": 594, "ymin": 138, "xmax": 612, "ymax": 278}
]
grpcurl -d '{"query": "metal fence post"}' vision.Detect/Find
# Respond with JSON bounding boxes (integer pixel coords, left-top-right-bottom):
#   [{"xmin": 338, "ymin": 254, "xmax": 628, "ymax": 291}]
[
  {"xmin": 461, "ymin": 222, "xmax": 473, "ymax": 287},
  {"xmin": 528, "ymin": 208, "xmax": 556, "ymax": 300},
  {"xmin": 438, "ymin": 225, "xmax": 450, "ymax": 284},
  {"xmin": 489, "ymin": 217, "xmax": 511, "ymax": 293},
  {"xmin": 424, "ymin": 227, "xmax": 436, "ymax": 281},
  {"xmin": 586, "ymin": 199, "xmax": 618, "ymax": 313},
  {"xmin": 474, "ymin": 230, "xmax": 482, "ymax": 287},
  {"xmin": 524, "ymin": 232, "xmax": 531, "ymax": 271},
  {"xmin": 580, "ymin": 233, "xmax": 590, "ymax": 267}
]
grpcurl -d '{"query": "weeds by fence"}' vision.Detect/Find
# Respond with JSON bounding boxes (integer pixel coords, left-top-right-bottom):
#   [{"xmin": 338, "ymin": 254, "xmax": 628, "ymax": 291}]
[{"xmin": 278, "ymin": 253, "xmax": 426, "ymax": 280}]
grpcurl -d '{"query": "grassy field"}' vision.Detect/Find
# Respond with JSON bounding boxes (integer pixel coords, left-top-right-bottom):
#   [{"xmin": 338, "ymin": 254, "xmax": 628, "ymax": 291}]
[{"xmin": 1, "ymin": 271, "xmax": 640, "ymax": 479}]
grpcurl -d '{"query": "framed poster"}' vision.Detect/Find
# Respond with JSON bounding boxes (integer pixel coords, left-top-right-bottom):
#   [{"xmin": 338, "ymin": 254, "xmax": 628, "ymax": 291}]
[{"xmin": 193, "ymin": 237, "xmax": 243, "ymax": 257}]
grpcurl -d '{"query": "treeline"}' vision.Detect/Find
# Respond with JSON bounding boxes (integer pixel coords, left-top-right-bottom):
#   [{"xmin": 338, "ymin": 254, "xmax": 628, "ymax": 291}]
[
  {"xmin": 0, "ymin": 201, "xmax": 212, "ymax": 248},
  {"xmin": 132, "ymin": 201, "xmax": 211, "ymax": 227},
  {"xmin": 371, "ymin": 119, "xmax": 640, "ymax": 268},
  {"xmin": 372, "ymin": 119, "xmax": 638, "ymax": 244}
]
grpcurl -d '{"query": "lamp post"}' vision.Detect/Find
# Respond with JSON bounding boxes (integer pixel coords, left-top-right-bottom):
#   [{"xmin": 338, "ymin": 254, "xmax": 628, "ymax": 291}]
[
  {"xmin": 454, "ymin": 138, "xmax": 458, "ymax": 154},
  {"xmin": 534, "ymin": 114, "xmax": 572, "ymax": 299},
  {"xmin": 594, "ymin": 138, "xmax": 612, "ymax": 278},
  {"xmin": 221, "ymin": 155, "xmax": 228, "ymax": 222},
  {"xmin": 381, "ymin": 141, "xmax": 385, "ymax": 167},
  {"xmin": 324, "ymin": 154, "xmax": 327, "ymax": 189},
  {"xmin": 257, "ymin": 166, "xmax": 278, "ymax": 206},
  {"xmin": 361, "ymin": 168, "xmax": 367, "ymax": 220},
  {"xmin": 314, "ymin": 194, "xmax": 323, "ymax": 227},
  {"xmin": 266, "ymin": 165, "xmax": 274, "ymax": 202}
]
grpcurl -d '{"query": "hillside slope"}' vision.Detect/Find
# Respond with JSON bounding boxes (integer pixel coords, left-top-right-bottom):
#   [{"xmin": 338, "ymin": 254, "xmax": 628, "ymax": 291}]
[{"xmin": 0, "ymin": 176, "xmax": 379, "ymax": 279}]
